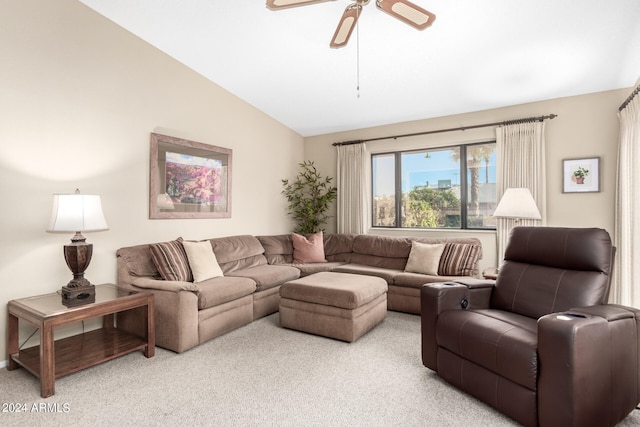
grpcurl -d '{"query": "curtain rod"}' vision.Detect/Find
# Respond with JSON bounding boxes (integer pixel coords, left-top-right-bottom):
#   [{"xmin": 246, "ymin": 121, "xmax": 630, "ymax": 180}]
[
  {"xmin": 619, "ymin": 85, "xmax": 639, "ymax": 112},
  {"xmin": 332, "ymin": 113, "xmax": 558, "ymax": 146}
]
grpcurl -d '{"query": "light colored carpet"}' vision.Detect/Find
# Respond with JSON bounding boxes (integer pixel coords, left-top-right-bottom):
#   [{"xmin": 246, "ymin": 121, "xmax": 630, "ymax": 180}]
[{"xmin": 1, "ymin": 311, "xmax": 639, "ymax": 426}]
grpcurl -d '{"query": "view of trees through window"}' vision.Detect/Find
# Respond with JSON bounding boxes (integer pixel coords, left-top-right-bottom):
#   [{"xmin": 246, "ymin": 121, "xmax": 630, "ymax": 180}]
[{"xmin": 372, "ymin": 142, "xmax": 497, "ymax": 229}]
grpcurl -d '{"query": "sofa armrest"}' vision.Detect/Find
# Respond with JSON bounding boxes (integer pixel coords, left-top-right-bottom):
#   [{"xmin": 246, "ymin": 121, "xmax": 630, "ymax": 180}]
[
  {"xmin": 131, "ymin": 277, "xmax": 199, "ymax": 293},
  {"xmin": 538, "ymin": 305, "xmax": 640, "ymax": 426},
  {"xmin": 119, "ymin": 280, "xmax": 200, "ymax": 353}
]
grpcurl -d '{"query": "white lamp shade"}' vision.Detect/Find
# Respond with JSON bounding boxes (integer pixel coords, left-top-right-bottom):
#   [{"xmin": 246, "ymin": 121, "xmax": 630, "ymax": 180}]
[
  {"xmin": 47, "ymin": 193, "xmax": 109, "ymax": 232},
  {"xmin": 493, "ymin": 188, "xmax": 541, "ymax": 220}
]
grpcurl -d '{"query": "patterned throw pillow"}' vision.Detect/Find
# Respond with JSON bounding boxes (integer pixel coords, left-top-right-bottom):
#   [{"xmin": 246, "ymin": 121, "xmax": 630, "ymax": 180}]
[
  {"xmin": 438, "ymin": 243, "xmax": 481, "ymax": 276},
  {"xmin": 149, "ymin": 239, "xmax": 193, "ymax": 282}
]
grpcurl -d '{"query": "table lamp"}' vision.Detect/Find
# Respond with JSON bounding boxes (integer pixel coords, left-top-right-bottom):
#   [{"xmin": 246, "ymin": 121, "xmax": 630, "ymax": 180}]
[{"xmin": 47, "ymin": 189, "xmax": 109, "ymax": 305}]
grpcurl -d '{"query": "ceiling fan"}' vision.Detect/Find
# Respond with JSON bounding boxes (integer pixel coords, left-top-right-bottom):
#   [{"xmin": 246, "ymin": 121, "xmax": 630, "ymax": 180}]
[{"xmin": 266, "ymin": 0, "xmax": 436, "ymax": 48}]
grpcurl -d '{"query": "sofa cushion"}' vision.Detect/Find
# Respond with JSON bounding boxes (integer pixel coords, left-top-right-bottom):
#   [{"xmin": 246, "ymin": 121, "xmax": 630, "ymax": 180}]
[
  {"xmin": 350, "ymin": 235, "xmax": 413, "ymax": 270},
  {"xmin": 438, "ymin": 242, "xmax": 482, "ymax": 276},
  {"xmin": 292, "ymin": 231, "xmax": 327, "ymax": 264},
  {"xmin": 331, "ymin": 264, "xmax": 403, "ymax": 284},
  {"xmin": 405, "ymin": 241, "xmax": 445, "ymax": 275},
  {"xmin": 149, "ymin": 239, "xmax": 193, "ymax": 282},
  {"xmin": 256, "ymin": 234, "xmax": 294, "ymax": 264},
  {"xmin": 210, "ymin": 235, "xmax": 268, "ymax": 274},
  {"xmin": 291, "ymin": 262, "xmax": 347, "ymax": 277},
  {"xmin": 324, "ymin": 233, "xmax": 355, "ymax": 262},
  {"xmin": 182, "ymin": 240, "xmax": 224, "ymax": 282},
  {"xmin": 257, "ymin": 233, "xmax": 355, "ymax": 265},
  {"xmin": 226, "ymin": 264, "xmax": 300, "ymax": 291},
  {"xmin": 196, "ymin": 276, "xmax": 257, "ymax": 309}
]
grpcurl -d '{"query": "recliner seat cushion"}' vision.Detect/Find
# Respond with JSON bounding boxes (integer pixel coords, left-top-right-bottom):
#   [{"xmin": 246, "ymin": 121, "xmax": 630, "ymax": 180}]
[{"xmin": 436, "ymin": 309, "xmax": 538, "ymax": 390}]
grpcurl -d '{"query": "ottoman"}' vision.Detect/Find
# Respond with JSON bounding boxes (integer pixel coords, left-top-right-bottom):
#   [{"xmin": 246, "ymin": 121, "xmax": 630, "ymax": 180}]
[{"xmin": 279, "ymin": 272, "xmax": 388, "ymax": 342}]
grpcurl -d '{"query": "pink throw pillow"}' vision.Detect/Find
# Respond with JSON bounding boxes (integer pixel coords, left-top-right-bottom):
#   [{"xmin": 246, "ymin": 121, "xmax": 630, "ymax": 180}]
[{"xmin": 292, "ymin": 231, "xmax": 327, "ymax": 264}]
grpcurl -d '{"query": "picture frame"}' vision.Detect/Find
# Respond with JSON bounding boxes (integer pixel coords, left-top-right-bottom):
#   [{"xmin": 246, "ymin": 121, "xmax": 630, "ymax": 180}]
[
  {"xmin": 149, "ymin": 133, "xmax": 232, "ymax": 219},
  {"xmin": 562, "ymin": 157, "xmax": 600, "ymax": 193}
]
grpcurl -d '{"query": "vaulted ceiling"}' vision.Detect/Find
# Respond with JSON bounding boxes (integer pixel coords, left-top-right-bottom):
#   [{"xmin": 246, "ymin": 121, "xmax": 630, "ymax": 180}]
[{"xmin": 79, "ymin": 0, "xmax": 640, "ymax": 136}]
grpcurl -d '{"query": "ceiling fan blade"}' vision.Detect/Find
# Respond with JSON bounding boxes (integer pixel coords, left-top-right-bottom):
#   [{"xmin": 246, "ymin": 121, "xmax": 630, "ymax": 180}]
[
  {"xmin": 375, "ymin": 0, "xmax": 435, "ymax": 30},
  {"xmin": 330, "ymin": 3, "xmax": 362, "ymax": 49},
  {"xmin": 266, "ymin": 0, "xmax": 336, "ymax": 10}
]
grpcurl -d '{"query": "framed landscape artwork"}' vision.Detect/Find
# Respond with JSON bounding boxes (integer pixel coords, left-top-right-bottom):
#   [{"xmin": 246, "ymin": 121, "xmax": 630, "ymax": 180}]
[
  {"xmin": 149, "ymin": 133, "xmax": 232, "ymax": 219},
  {"xmin": 562, "ymin": 157, "xmax": 600, "ymax": 193}
]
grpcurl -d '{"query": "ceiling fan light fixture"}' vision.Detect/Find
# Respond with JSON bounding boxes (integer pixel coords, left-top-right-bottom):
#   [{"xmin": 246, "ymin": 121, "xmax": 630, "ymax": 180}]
[
  {"xmin": 375, "ymin": 0, "xmax": 435, "ymax": 30},
  {"xmin": 330, "ymin": 4, "xmax": 362, "ymax": 49},
  {"xmin": 266, "ymin": 0, "xmax": 335, "ymax": 10}
]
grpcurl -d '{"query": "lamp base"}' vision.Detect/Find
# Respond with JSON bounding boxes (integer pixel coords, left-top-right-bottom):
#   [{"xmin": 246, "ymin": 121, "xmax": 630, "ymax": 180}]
[
  {"xmin": 61, "ymin": 284, "xmax": 95, "ymax": 307},
  {"xmin": 61, "ymin": 235, "xmax": 96, "ymax": 307}
]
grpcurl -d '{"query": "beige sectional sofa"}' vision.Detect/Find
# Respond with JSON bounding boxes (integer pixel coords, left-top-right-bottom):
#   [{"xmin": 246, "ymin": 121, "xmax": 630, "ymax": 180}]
[
  {"xmin": 257, "ymin": 233, "xmax": 482, "ymax": 314},
  {"xmin": 116, "ymin": 233, "xmax": 482, "ymax": 353}
]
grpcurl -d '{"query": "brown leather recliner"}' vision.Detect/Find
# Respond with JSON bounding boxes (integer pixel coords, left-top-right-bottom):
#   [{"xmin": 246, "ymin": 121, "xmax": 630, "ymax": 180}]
[{"xmin": 421, "ymin": 227, "xmax": 640, "ymax": 427}]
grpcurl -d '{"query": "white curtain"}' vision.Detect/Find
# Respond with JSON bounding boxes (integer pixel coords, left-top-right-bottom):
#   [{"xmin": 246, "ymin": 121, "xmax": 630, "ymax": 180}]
[
  {"xmin": 495, "ymin": 121, "xmax": 547, "ymax": 264},
  {"xmin": 613, "ymin": 91, "xmax": 640, "ymax": 306},
  {"xmin": 336, "ymin": 143, "xmax": 369, "ymax": 234}
]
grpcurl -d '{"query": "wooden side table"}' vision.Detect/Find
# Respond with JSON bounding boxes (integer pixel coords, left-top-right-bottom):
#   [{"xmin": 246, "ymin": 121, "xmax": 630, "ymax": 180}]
[
  {"xmin": 7, "ymin": 283, "xmax": 154, "ymax": 398},
  {"xmin": 482, "ymin": 267, "xmax": 499, "ymax": 280}
]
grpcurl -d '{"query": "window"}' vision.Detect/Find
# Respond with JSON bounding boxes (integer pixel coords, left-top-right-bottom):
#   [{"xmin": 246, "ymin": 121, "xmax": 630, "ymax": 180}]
[{"xmin": 372, "ymin": 142, "xmax": 497, "ymax": 229}]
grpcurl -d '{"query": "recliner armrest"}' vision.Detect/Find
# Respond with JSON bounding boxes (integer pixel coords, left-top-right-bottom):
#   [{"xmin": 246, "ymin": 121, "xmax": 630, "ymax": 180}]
[
  {"xmin": 448, "ymin": 278, "xmax": 495, "ymax": 309},
  {"xmin": 568, "ymin": 304, "xmax": 639, "ymax": 321},
  {"xmin": 451, "ymin": 277, "xmax": 496, "ymax": 289},
  {"xmin": 421, "ymin": 283, "xmax": 465, "ymax": 370},
  {"xmin": 420, "ymin": 281, "xmax": 495, "ymax": 370},
  {"xmin": 538, "ymin": 305, "xmax": 640, "ymax": 426}
]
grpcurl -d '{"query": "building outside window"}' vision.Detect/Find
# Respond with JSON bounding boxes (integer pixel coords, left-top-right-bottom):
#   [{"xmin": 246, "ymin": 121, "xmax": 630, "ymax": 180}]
[{"xmin": 372, "ymin": 141, "xmax": 497, "ymax": 229}]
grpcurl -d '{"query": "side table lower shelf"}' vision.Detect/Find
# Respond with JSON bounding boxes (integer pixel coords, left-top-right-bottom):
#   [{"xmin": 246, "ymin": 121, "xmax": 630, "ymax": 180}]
[
  {"xmin": 7, "ymin": 284, "xmax": 154, "ymax": 397},
  {"xmin": 11, "ymin": 328, "xmax": 149, "ymax": 379}
]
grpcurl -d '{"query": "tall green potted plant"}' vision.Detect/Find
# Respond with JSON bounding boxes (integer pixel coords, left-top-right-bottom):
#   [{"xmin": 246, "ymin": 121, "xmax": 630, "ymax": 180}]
[{"xmin": 282, "ymin": 161, "xmax": 338, "ymax": 233}]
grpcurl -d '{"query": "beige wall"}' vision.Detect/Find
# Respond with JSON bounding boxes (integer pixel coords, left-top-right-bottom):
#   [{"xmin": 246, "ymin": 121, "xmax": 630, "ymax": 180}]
[
  {"xmin": 0, "ymin": 0, "xmax": 634, "ymax": 367},
  {"xmin": 305, "ymin": 89, "xmax": 630, "ymax": 273},
  {"xmin": 0, "ymin": 0, "xmax": 303, "ymax": 362}
]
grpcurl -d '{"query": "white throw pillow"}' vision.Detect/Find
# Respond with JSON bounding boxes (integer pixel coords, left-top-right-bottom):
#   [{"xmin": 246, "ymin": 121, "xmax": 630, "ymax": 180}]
[
  {"xmin": 182, "ymin": 240, "xmax": 224, "ymax": 282},
  {"xmin": 404, "ymin": 241, "xmax": 446, "ymax": 276}
]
